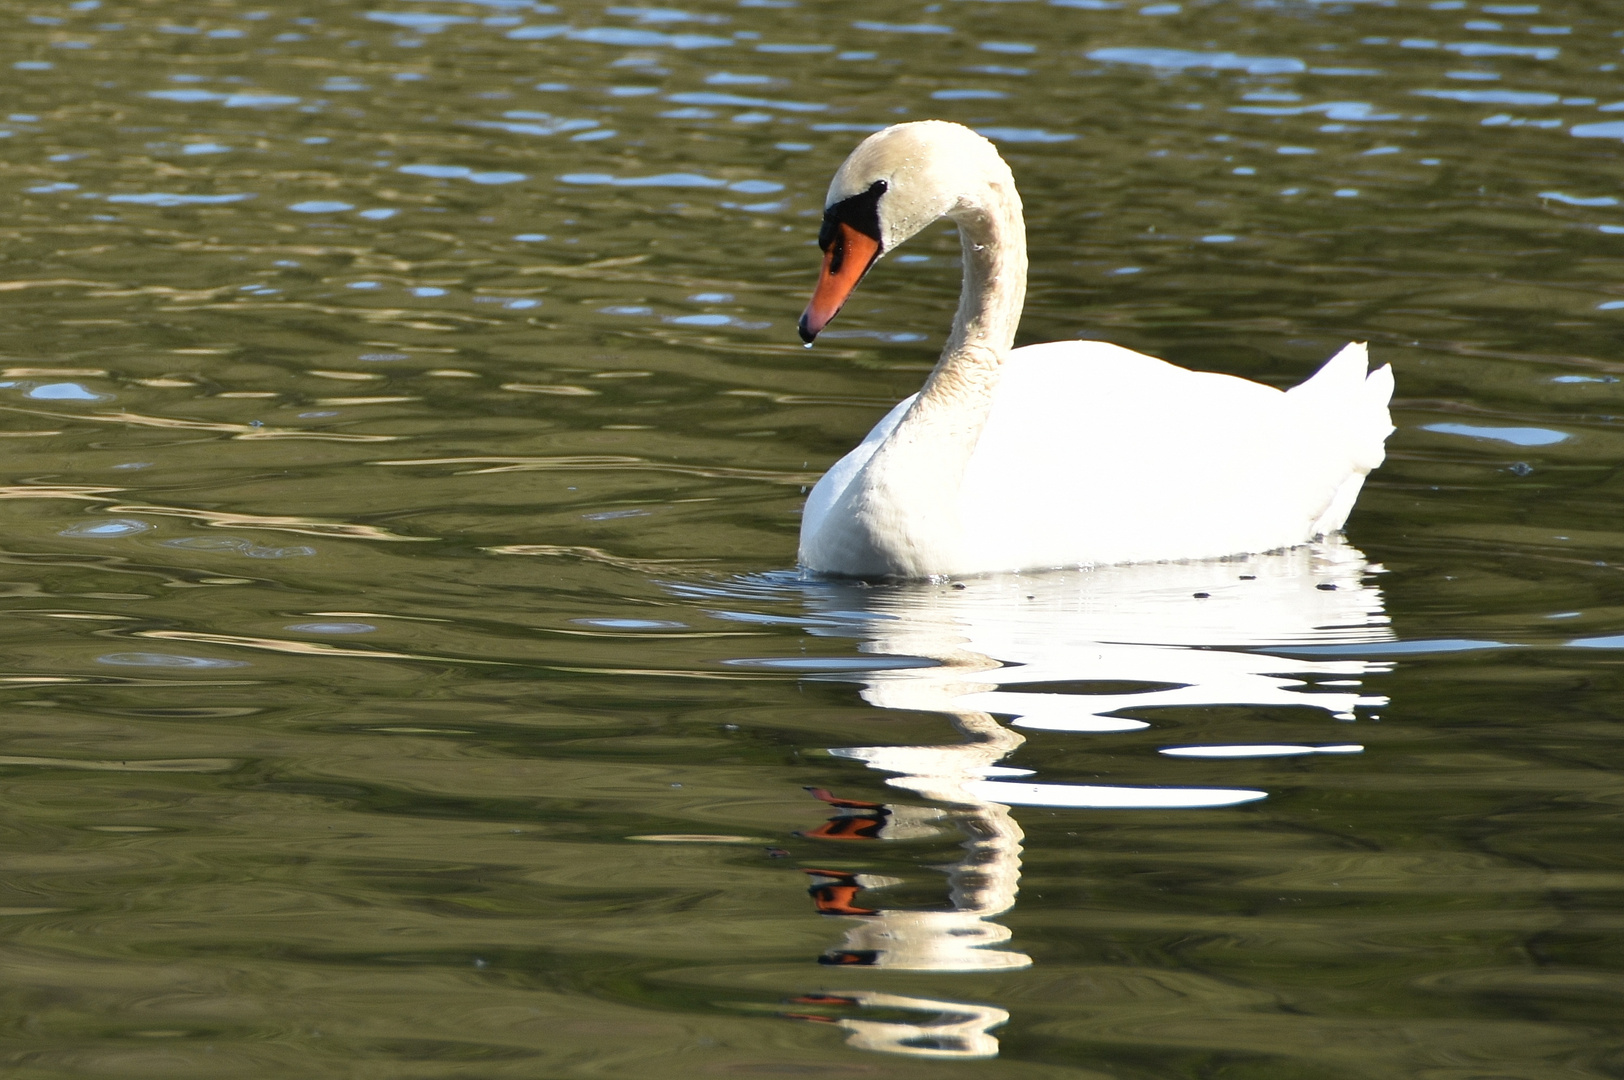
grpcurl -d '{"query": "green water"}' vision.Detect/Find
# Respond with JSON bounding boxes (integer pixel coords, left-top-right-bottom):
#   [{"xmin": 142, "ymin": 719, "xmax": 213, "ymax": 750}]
[{"xmin": 4, "ymin": 0, "xmax": 1624, "ymax": 1075}]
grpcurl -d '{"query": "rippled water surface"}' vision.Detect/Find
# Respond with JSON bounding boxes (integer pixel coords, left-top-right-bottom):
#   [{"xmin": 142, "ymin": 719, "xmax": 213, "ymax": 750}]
[{"xmin": 5, "ymin": 0, "xmax": 1624, "ymax": 1075}]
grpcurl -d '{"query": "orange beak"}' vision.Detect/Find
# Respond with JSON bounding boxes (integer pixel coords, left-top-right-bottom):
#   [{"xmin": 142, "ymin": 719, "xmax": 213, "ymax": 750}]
[{"xmin": 798, "ymin": 222, "xmax": 881, "ymax": 343}]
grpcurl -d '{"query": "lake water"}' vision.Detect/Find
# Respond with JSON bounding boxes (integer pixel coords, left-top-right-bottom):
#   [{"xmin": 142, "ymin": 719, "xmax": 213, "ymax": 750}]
[{"xmin": 4, "ymin": 0, "xmax": 1624, "ymax": 1076}]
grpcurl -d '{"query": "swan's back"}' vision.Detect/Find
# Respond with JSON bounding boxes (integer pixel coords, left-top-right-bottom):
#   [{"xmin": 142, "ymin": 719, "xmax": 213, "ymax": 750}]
[{"xmin": 951, "ymin": 340, "xmax": 1393, "ymax": 571}]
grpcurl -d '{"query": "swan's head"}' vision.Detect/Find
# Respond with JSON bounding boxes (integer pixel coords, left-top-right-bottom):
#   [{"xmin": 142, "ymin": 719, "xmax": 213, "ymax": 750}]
[{"xmin": 799, "ymin": 121, "xmax": 1011, "ymax": 343}]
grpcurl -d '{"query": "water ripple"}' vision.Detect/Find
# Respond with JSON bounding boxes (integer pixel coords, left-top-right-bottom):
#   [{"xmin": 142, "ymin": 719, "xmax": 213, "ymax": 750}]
[{"xmin": 1088, "ymin": 46, "xmax": 1305, "ymax": 74}]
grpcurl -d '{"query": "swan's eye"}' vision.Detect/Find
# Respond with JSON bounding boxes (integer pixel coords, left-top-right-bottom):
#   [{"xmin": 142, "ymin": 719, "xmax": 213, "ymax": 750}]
[{"xmin": 818, "ymin": 179, "xmax": 888, "ymax": 254}]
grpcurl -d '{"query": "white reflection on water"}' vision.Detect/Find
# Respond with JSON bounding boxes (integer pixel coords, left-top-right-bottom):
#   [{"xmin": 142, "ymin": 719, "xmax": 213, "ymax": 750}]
[
  {"xmin": 757, "ymin": 540, "xmax": 1392, "ymax": 1057},
  {"xmin": 785, "ymin": 991, "xmax": 1009, "ymax": 1060}
]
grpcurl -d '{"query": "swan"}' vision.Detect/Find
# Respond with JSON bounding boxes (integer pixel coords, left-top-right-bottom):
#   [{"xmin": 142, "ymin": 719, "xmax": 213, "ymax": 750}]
[{"xmin": 795, "ymin": 120, "xmax": 1394, "ymax": 580}]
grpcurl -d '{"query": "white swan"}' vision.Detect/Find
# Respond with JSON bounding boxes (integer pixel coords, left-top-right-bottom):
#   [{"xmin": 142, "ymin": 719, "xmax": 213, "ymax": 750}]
[{"xmin": 796, "ymin": 120, "xmax": 1395, "ymax": 579}]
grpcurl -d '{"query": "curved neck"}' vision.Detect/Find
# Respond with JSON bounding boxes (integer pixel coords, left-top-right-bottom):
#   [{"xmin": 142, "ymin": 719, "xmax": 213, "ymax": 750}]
[{"xmin": 915, "ymin": 192, "xmax": 1028, "ymax": 415}]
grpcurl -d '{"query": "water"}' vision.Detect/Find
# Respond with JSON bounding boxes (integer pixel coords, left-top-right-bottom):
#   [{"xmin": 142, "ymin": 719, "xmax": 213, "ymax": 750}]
[{"xmin": 3, "ymin": 0, "xmax": 1624, "ymax": 1075}]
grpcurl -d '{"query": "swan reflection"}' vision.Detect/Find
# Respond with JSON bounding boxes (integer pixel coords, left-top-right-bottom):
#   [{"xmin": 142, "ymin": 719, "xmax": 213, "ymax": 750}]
[
  {"xmin": 695, "ymin": 541, "xmax": 1393, "ymax": 1059},
  {"xmin": 784, "ymin": 991, "xmax": 1009, "ymax": 1060},
  {"xmin": 799, "ymin": 707, "xmax": 1029, "ymax": 974}
]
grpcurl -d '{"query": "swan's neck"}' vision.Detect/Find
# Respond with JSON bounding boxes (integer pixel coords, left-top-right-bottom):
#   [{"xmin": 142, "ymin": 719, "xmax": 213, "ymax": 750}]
[
  {"xmin": 913, "ymin": 196, "xmax": 1028, "ymax": 420},
  {"xmin": 835, "ymin": 191, "xmax": 1027, "ymax": 577}
]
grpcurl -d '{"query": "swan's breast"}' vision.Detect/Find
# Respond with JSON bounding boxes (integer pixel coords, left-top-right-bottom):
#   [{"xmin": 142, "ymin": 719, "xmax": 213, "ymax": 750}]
[{"xmin": 799, "ymin": 393, "xmax": 917, "ymax": 567}]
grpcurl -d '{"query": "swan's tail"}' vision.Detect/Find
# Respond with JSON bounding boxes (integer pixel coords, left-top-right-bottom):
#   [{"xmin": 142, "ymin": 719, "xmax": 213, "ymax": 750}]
[{"xmin": 1286, "ymin": 342, "xmax": 1395, "ymax": 535}]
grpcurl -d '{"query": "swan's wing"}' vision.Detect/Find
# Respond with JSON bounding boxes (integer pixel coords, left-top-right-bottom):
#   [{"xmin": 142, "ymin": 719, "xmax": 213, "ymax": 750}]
[{"xmin": 960, "ymin": 340, "xmax": 1392, "ymax": 569}]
